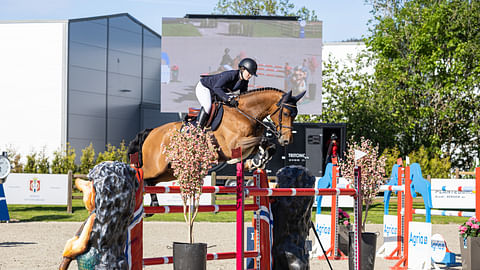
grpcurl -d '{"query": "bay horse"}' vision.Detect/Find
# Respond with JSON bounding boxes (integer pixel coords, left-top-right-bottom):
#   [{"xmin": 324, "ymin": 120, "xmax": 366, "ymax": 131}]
[{"xmin": 128, "ymin": 88, "xmax": 306, "ymax": 205}]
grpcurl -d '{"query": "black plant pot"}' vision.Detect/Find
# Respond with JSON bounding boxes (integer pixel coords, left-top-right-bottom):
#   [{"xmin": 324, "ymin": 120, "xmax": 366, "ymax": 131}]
[
  {"xmin": 173, "ymin": 242, "xmax": 207, "ymax": 270},
  {"xmin": 348, "ymin": 232, "xmax": 377, "ymax": 270},
  {"xmin": 338, "ymin": 224, "xmax": 351, "ymax": 255}
]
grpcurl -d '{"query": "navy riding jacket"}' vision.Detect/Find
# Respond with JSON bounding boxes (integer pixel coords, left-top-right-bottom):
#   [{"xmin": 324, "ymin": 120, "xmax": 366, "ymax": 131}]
[{"xmin": 200, "ymin": 70, "xmax": 249, "ymax": 102}]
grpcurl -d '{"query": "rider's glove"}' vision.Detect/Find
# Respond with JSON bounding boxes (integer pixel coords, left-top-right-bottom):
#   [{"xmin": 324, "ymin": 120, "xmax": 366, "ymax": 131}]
[{"xmin": 227, "ymin": 97, "xmax": 238, "ymax": 107}]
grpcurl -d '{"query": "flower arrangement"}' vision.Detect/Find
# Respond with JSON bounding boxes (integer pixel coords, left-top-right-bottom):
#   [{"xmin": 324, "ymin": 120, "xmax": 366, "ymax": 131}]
[
  {"xmin": 164, "ymin": 123, "xmax": 218, "ymax": 243},
  {"xmin": 459, "ymin": 216, "xmax": 480, "ymax": 238},
  {"xmin": 339, "ymin": 137, "xmax": 386, "ymax": 231},
  {"xmin": 338, "ymin": 208, "xmax": 351, "ymax": 227}
]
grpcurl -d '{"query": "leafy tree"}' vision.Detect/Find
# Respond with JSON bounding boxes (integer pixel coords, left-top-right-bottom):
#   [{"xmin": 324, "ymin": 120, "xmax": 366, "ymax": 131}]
[
  {"xmin": 5, "ymin": 145, "xmax": 23, "ymax": 173},
  {"xmin": 366, "ymin": 0, "xmax": 480, "ymax": 169},
  {"xmin": 214, "ymin": 0, "xmax": 318, "ymax": 21}
]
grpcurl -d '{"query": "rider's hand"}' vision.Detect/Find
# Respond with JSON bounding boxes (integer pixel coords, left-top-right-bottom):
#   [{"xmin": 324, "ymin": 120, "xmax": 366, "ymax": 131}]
[{"xmin": 228, "ymin": 97, "xmax": 238, "ymax": 107}]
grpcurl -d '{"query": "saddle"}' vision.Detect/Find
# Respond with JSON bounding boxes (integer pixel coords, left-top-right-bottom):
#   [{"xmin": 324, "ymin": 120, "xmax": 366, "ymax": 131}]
[{"xmin": 186, "ymin": 102, "xmax": 224, "ymax": 131}]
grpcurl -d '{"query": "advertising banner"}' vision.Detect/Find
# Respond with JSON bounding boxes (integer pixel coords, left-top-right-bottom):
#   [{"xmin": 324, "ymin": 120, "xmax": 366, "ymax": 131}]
[
  {"xmin": 376, "ymin": 215, "xmax": 398, "ymax": 257},
  {"xmin": 408, "ymin": 221, "xmax": 432, "ymax": 269},
  {"xmin": 143, "ymin": 176, "xmax": 212, "ymax": 206},
  {"xmin": 4, "ymin": 173, "xmax": 68, "ymax": 205},
  {"xmin": 312, "ymin": 214, "xmax": 331, "ymax": 256},
  {"xmin": 431, "ymin": 178, "xmax": 475, "ymax": 209}
]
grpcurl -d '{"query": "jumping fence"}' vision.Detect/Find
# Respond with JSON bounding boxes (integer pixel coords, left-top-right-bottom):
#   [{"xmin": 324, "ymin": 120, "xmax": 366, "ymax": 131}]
[{"xmin": 129, "ymin": 159, "xmax": 364, "ymax": 270}]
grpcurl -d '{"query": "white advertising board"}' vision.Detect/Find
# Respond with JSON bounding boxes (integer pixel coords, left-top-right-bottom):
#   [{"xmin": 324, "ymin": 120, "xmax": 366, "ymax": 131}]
[
  {"xmin": 376, "ymin": 215, "xmax": 398, "ymax": 257},
  {"xmin": 144, "ymin": 176, "xmax": 212, "ymax": 206},
  {"xmin": 407, "ymin": 222, "xmax": 432, "ymax": 270},
  {"xmin": 431, "ymin": 178, "xmax": 475, "ymax": 209},
  {"xmin": 311, "ymin": 214, "xmax": 332, "ymax": 256},
  {"xmin": 314, "ymin": 177, "xmax": 354, "ymax": 208},
  {"xmin": 3, "ymin": 173, "xmax": 68, "ymax": 205}
]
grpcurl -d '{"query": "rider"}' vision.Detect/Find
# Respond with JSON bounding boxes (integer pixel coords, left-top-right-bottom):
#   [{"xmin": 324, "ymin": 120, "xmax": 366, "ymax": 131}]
[{"xmin": 195, "ymin": 57, "xmax": 258, "ymax": 129}]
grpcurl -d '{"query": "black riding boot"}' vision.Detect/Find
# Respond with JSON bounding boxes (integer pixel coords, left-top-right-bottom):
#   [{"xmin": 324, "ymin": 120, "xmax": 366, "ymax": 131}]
[{"xmin": 197, "ymin": 107, "xmax": 209, "ymax": 129}]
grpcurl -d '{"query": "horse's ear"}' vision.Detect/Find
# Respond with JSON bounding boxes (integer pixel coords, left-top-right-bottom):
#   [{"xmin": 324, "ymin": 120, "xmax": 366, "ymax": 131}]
[
  {"xmin": 294, "ymin": 91, "xmax": 307, "ymax": 102},
  {"xmin": 284, "ymin": 90, "xmax": 293, "ymax": 101}
]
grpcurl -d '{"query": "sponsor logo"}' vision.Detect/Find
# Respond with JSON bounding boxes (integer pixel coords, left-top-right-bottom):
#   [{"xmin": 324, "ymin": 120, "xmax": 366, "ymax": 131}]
[
  {"xmin": 384, "ymin": 224, "xmax": 397, "ymax": 236},
  {"xmin": 316, "ymin": 224, "xmax": 331, "ymax": 235},
  {"xmin": 409, "ymin": 232, "xmax": 429, "ymax": 247},
  {"xmin": 29, "ymin": 177, "xmax": 40, "ymax": 193}
]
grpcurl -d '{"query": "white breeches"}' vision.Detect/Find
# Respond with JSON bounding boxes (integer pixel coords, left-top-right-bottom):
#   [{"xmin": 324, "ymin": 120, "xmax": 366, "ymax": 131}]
[{"xmin": 196, "ymin": 81, "xmax": 212, "ymax": 113}]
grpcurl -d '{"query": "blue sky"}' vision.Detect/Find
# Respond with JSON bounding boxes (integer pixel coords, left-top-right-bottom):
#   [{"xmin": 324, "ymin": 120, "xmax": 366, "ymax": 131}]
[{"xmin": 1, "ymin": 0, "xmax": 373, "ymax": 42}]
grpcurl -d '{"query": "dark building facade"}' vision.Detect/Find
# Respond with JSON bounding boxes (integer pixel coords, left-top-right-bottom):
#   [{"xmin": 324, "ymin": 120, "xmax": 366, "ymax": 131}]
[{"xmin": 67, "ymin": 13, "xmax": 179, "ymax": 159}]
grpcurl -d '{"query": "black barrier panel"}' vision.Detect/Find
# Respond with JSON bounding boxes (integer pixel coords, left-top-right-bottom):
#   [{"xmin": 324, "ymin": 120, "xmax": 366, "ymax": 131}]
[{"xmin": 211, "ymin": 123, "xmax": 346, "ymax": 180}]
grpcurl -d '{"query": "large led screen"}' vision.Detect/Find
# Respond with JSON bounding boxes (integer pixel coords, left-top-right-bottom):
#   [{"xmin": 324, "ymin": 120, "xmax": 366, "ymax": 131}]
[{"xmin": 161, "ymin": 17, "xmax": 322, "ymax": 114}]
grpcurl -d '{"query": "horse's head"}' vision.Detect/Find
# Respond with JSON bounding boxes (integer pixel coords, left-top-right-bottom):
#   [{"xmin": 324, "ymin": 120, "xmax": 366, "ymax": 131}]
[{"xmin": 270, "ymin": 90, "xmax": 306, "ymax": 146}]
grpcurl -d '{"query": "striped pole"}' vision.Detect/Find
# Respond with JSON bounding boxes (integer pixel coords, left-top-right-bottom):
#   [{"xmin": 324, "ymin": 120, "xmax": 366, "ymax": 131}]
[
  {"xmin": 236, "ymin": 161, "xmax": 244, "ymax": 270},
  {"xmin": 379, "ymin": 185, "xmax": 405, "ymax": 192},
  {"xmin": 412, "ymin": 208, "xmax": 475, "ymax": 217},
  {"xmin": 143, "ymin": 251, "xmax": 258, "ymax": 265},
  {"xmin": 353, "ymin": 166, "xmax": 362, "ymax": 270},
  {"xmin": 144, "ymin": 204, "xmax": 258, "ymax": 214}
]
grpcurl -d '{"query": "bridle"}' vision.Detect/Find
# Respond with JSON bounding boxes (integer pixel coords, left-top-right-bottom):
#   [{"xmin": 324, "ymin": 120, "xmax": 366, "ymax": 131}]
[{"xmin": 232, "ymin": 97, "xmax": 296, "ymax": 139}]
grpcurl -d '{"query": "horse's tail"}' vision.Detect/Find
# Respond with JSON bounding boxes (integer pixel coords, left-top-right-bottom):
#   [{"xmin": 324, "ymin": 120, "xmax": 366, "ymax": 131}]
[{"xmin": 127, "ymin": 128, "xmax": 153, "ymax": 168}]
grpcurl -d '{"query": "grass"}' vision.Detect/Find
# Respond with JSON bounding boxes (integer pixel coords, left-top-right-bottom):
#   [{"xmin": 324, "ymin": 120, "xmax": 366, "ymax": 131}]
[
  {"xmin": 162, "ymin": 24, "xmax": 201, "ymax": 36},
  {"xmin": 4, "ymin": 194, "xmax": 469, "ymax": 225}
]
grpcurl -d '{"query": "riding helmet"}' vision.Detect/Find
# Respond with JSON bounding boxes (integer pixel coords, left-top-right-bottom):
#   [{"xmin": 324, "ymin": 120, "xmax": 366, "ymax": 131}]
[{"xmin": 238, "ymin": 58, "xmax": 258, "ymax": 76}]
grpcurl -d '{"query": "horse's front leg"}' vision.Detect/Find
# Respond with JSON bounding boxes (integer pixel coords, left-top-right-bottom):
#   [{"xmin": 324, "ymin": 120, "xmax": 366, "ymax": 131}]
[{"xmin": 244, "ymin": 139, "xmax": 276, "ymax": 171}]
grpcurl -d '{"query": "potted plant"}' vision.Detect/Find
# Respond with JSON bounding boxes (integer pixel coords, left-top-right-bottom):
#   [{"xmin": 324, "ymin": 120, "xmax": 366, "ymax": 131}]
[
  {"xmin": 459, "ymin": 216, "xmax": 480, "ymax": 270},
  {"xmin": 164, "ymin": 123, "xmax": 218, "ymax": 270},
  {"xmin": 339, "ymin": 137, "xmax": 386, "ymax": 270}
]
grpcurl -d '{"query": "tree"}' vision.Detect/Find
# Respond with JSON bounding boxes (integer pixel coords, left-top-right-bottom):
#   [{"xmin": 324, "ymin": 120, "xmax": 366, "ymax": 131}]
[
  {"xmin": 366, "ymin": 0, "xmax": 480, "ymax": 169},
  {"xmin": 214, "ymin": 0, "xmax": 318, "ymax": 21}
]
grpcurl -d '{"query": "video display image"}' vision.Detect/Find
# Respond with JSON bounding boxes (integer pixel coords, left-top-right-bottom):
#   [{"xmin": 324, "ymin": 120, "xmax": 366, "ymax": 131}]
[{"xmin": 161, "ymin": 17, "xmax": 323, "ymax": 114}]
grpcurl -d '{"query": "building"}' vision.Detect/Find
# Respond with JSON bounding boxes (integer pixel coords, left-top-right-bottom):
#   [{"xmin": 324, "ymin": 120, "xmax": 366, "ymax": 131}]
[{"xmin": 0, "ymin": 13, "xmax": 178, "ymax": 160}]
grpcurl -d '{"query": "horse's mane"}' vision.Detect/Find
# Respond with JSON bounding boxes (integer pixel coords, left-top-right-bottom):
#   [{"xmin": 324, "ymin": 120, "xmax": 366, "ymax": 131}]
[{"xmin": 239, "ymin": 87, "xmax": 285, "ymax": 97}]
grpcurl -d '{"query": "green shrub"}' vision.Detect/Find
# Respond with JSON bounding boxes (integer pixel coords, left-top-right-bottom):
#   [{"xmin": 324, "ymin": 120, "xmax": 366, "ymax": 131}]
[
  {"xmin": 381, "ymin": 145, "xmax": 451, "ymax": 178},
  {"xmin": 409, "ymin": 146, "xmax": 451, "ymax": 178},
  {"xmin": 79, "ymin": 143, "xmax": 96, "ymax": 174},
  {"xmin": 23, "ymin": 152, "xmax": 37, "ymax": 173},
  {"xmin": 51, "ymin": 143, "xmax": 77, "ymax": 174},
  {"xmin": 96, "ymin": 141, "xmax": 128, "ymax": 164},
  {"xmin": 381, "ymin": 146, "xmax": 401, "ymax": 178},
  {"xmin": 36, "ymin": 147, "xmax": 50, "ymax": 174}
]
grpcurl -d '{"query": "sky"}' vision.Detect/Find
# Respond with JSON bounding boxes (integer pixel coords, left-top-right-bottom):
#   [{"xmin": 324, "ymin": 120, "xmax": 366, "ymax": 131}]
[{"xmin": 0, "ymin": 0, "xmax": 373, "ymax": 42}]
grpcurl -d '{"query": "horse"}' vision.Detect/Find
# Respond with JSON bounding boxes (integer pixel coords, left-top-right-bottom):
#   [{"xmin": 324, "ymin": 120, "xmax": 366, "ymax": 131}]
[{"xmin": 128, "ymin": 87, "xmax": 306, "ymax": 206}]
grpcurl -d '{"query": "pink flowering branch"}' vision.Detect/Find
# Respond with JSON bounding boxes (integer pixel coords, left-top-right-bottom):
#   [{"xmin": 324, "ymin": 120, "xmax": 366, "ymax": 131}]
[
  {"xmin": 339, "ymin": 137, "xmax": 386, "ymax": 231},
  {"xmin": 164, "ymin": 123, "xmax": 218, "ymax": 243}
]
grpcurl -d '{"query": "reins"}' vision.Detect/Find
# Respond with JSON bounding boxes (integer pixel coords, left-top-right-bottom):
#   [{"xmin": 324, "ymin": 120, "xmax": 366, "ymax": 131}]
[
  {"xmin": 230, "ymin": 100, "xmax": 296, "ymax": 139},
  {"xmin": 233, "ymin": 106, "xmax": 282, "ymax": 138}
]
